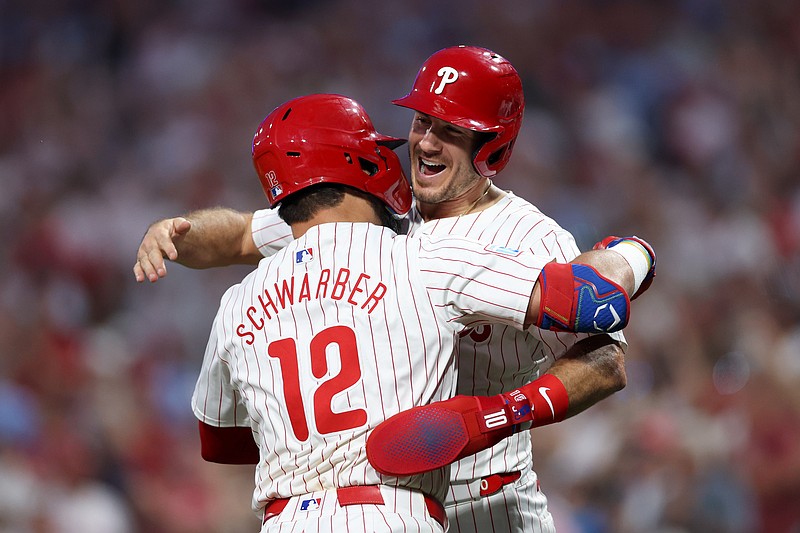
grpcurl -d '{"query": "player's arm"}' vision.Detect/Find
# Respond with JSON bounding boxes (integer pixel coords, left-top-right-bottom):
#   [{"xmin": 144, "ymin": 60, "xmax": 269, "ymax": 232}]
[
  {"xmin": 133, "ymin": 207, "xmax": 260, "ymax": 283},
  {"xmin": 545, "ymin": 334, "xmax": 625, "ymax": 419},
  {"xmin": 520, "ymin": 236, "xmax": 655, "ymax": 422},
  {"xmin": 192, "ymin": 307, "xmax": 260, "ymax": 465},
  {"xmin": 367, "ymin": 235, "xmax": 655, "ymax": 476},
  {"xmin": 524, "ymin": 235, "xmax": 656, "ymax": 331}
]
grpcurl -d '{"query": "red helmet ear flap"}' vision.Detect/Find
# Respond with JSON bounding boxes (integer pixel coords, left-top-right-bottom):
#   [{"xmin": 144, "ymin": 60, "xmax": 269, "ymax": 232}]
[
  {"xmin": 473, "ymin": 133, "xmax": 518, "ymax": 178},
  {"xmin": 393, "ymin": 45, "xmax": 524, "ymax": 177}
]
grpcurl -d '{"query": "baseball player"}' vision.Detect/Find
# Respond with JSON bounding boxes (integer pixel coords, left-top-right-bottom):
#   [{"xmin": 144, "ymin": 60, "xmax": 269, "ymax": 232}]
[
  {"xmin": 192, "ymin": 93, "xmax": 648, "ymax": 532},
  {"xmin": 135, "ymin": 47, "xmax": 656, "ymax": 532}
]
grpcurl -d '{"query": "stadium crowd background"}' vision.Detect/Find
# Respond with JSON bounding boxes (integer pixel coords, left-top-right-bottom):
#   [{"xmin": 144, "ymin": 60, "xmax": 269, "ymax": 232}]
[{"xmin": 1, "ymin": 0, "xmax": 799, "ymax": 531}]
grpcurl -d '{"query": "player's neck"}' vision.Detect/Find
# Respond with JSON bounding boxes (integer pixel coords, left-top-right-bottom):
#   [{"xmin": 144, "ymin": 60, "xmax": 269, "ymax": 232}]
[
  {"xmin": 417, "ymin": 179, "xmax": 503, "ymax": 222},
  {"xmin": 290, "ymin": 193, "xmax": 383, "ymax": 238}
]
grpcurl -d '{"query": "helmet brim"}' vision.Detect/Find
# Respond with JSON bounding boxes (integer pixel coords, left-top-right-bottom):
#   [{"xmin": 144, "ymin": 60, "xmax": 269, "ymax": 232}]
[
  {"xmin": 374, "ymin": 134, "xmax": 407, "ymax": 150},
  {"xmin": 392, "ymin": 94, "xmax": 502, "ymax": 133}
]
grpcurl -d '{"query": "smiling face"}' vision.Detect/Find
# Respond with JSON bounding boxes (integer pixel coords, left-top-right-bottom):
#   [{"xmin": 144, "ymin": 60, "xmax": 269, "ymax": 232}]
[{"xmin": 408, "ymin": 112, "xmax": 490, "ymax": 219}]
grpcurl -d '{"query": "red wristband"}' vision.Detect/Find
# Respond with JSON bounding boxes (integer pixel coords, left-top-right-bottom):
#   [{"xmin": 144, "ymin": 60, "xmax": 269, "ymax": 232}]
[{"xmin": 519, "ymin": 374, "xmax": 569, "ymax": 428}]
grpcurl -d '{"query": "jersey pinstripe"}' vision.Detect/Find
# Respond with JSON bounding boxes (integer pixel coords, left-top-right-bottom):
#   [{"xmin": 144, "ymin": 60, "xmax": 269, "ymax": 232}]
[{"xmin": 192, "ymin": 222, "xmax": 550, "ymax": 515}]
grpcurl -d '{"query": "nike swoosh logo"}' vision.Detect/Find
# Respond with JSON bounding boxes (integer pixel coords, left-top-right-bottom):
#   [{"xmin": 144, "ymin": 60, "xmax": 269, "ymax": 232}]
[{"xmin": 539, "ymin": 387, "xmax": 555, "ymax": 419}]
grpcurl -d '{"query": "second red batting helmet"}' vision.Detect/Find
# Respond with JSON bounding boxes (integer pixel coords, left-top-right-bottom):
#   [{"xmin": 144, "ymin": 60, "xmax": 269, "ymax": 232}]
[
  {"xmin": 252, "ymin": 94, "xmax": 413, "ymax": 215},
  {"xmin": 393, "ymin": 45, "xmax": 525, "ymax": 178}
]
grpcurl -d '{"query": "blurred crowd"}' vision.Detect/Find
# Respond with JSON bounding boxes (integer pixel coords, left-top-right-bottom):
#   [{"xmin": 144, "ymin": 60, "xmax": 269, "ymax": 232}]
[{"xmin": 1, "ymin": 0, "xmax": 799, "ymax": 532}]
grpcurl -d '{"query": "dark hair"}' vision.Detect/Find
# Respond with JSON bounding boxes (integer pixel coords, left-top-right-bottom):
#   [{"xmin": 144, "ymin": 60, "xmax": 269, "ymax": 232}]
[
  {"xmin": 278, "ymin": 184, "xmax": 401, "ymax": 232},
  {"xmin": 278, "ymin": 184, "xmax": 346, "ymax": 225}
]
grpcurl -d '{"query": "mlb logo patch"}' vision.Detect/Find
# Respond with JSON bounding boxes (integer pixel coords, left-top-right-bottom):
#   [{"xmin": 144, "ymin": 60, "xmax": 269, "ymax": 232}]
[
  {"xmin": 485, "ymin": 244, "xmax": 521, "ymax": 256},
  {"xmin": 295, "ymin": 248, "xmax": 313, "ymax": 264},
  {"xmin": 265, "ymin": 170, "xmax": 282, "ymax": 199},
  {"xmin": 299, "ymin": 498, "xmax": 321, "ymax": 511}
]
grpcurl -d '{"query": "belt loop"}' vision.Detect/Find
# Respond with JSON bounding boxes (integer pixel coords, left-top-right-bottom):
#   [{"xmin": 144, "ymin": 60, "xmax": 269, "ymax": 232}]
[{"xmin": 479, "ymin": 471, "xmax": 521, "ymax": 497}]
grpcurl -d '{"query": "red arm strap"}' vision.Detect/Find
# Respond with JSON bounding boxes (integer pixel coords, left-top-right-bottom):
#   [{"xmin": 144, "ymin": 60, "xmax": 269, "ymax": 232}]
[{"xmin": 198, "ymin": 421, "xmax": 259, "ymax": 464}]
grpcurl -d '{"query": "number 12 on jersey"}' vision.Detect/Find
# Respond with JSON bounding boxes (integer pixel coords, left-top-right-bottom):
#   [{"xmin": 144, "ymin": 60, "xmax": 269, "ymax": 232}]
[{"xmin": 268, "ymin": 325, "xmax": 368, "ymax": 441}]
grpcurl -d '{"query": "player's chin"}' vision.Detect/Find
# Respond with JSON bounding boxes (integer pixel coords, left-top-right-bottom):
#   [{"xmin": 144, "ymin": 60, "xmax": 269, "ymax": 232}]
[{"xmin": 410, "ymin": 181, "xmax": 444, "ymax": 205}]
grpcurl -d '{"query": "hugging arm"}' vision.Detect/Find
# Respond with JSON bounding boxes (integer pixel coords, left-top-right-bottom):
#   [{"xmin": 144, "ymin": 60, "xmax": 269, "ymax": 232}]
[
  {"xmin": 133, "ymin": 208, "xmax": 260, "ymax": 283},
  {"xmin": 367, "ymin": 235, "xmax": 655, "ymax": 476}
]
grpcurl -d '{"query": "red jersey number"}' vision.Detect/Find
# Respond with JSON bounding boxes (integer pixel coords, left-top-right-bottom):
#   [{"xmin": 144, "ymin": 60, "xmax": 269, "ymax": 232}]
[{"xmin": 268, "ymin": 325, "xmax": 367, "ymax": 442}]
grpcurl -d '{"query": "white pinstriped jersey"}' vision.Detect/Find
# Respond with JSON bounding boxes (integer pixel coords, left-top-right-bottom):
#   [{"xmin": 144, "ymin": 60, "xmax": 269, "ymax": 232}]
[
  {"xmin": 252, "ymin": 193, "xmax": 626, "ymax": 485},
  {"xmin": 192, "ymin": 221, "xmax": 550, "ymax": 514}
]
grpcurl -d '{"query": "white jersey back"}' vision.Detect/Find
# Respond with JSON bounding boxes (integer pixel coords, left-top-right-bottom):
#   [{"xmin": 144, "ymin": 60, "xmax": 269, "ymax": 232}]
[
  {"xmin": 250, "ymin": 194, "xmax": 625, "ymax": 484},
  {"xmin": 193, "ymin": 222, "xmax": 549, "ymax": 512}
]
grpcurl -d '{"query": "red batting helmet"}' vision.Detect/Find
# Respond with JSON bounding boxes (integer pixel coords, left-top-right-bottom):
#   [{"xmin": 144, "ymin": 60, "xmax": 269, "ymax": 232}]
[
  {"xmin": 252, "ymin": 94, "xmax": 412, "ymax": 215},
  {"xmin": 393, "ymin": 45, "xmax": 525, "ymax": 177}
]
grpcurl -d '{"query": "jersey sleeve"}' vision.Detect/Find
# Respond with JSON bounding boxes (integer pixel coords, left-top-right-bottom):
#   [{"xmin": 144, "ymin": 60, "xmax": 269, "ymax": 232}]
[
  {"xmin": 191, "ymin": 300, "xmax": 251, "ymax": 428},
  {"xmin": 251, "ymin": 208, "xmax": 293, "ymax": 258},
  {"xmin": 532, "ymin": 225, "xmax": 581, "ymax": 262},
  {"xmin": 415, "ymin": 235, "xmax": 551, "ymax": 331}
]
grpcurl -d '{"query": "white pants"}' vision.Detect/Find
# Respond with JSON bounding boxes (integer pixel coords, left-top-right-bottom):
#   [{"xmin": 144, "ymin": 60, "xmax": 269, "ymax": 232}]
[
  {"xmin": 260, "ymin": 485, "xmax": 445, "ymax": 533},
  {"xmin": 444, "ymin": 465, "xmax": 556, "ymax": 533}
]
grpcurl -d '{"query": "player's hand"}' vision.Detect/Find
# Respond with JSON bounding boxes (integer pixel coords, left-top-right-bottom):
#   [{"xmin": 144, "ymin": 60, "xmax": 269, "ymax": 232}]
[
  {"xmin": 367, "ymin": 394, "xmax": 527, "ymax": 476},
  {"xmin": 593, "ymin": 235, "xmax": 656, "ymax": 299},
  {"xmin": 133, "ymin": 217, "xmax": 192, "ymax": 283}
]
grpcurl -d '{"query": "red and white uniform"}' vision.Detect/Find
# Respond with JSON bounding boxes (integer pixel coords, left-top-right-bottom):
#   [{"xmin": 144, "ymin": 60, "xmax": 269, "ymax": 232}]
[
  {"xmin": 193, "ymin": 221, "xmax": 550, "ymax": 532},
  {"xmin": 250, "ymin": 195, "xmax": 626, "ymax": 532}
]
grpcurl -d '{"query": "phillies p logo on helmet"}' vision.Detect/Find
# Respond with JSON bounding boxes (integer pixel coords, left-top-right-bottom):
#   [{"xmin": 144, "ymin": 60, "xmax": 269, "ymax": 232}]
[{"xmin": 433, "ymin": 66, "xmax": 459, "ymax": 94}]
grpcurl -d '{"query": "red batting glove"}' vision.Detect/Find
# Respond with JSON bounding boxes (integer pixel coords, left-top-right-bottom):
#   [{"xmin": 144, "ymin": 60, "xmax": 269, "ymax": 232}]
[{"xmin": 593, "ymin": 235, "xmax": 656, "ymax": 300}]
